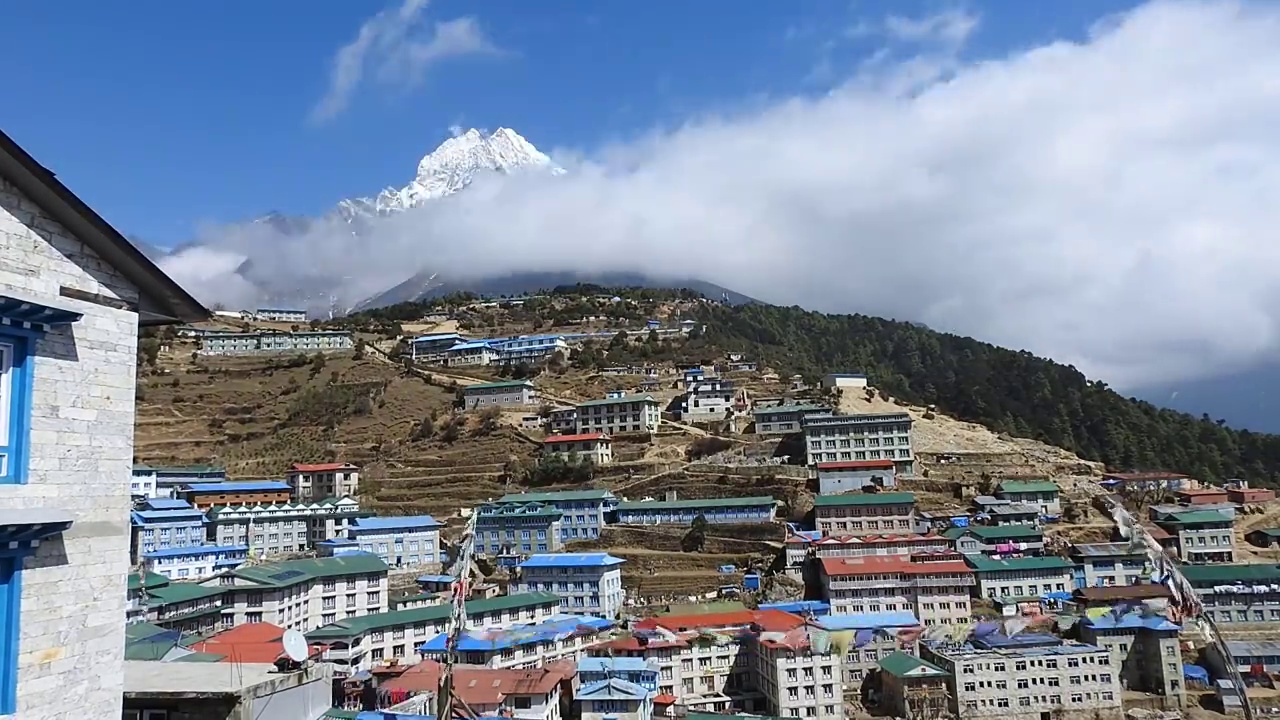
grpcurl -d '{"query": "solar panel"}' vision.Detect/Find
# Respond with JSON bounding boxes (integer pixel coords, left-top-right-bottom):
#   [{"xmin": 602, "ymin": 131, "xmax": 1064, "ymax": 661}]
[{"xmin": 269, "ymin": 569, "xmax": 306, "ymax": 580}]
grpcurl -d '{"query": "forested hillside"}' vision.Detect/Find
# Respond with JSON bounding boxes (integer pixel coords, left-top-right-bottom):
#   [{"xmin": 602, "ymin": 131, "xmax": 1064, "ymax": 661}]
[{"xmin": 697, "ymin": 304, "xmax": 1280, "ymax": 487}]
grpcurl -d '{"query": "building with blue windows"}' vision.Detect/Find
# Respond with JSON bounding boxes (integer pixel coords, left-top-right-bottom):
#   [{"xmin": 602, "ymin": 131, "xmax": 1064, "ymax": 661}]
[
  {"xmin": 347, "ymin": 515, "xmax": 445, "ymax": 569},
  {"xmin": 474, "ymin": 501, "xmax": 564, "ymax": 557},
  {"xmin": 513, "ymin": 553, "xmax": 627, "ymax": 618},
  {"xmin": 129, "ymin": 500, "xmax": 208, "ymax": 563},
  {"xmin": 132, "ymin": 463, "xmax": 227, "ymax": 499},
  {"xmin": 142, "ymin": 544, "xmax": 249, "ymax": 581},
  {"xmin": 498, "ymin": 489, "xmax": 618, "ymax": 542},
  {"xmin": 410, "ymin": 332, "xmax": 466, "ymax": 361},
  {"xmin": 0, "ymin": 131, "xmax": 208, "ymax": 718},
  {"xmin": 578, "ymin": 678, "xmax": 654, "ymax": 720},
  {"xmin": 495, "ymin": 334, "xmax": 570, "ymax": 363},
  {"xmin": 577, "ymin": 656, "xmax": 660, "ymax": 690},
  {"xmin": 615, "ymin": 496, "xmax": 777, "ymax": 525}
]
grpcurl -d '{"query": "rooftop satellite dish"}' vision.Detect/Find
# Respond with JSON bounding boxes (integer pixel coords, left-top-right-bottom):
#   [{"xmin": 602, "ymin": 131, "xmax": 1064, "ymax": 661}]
[{"xmin": 282, "ymin": 629, "xmax": 309, "ymax": 663}]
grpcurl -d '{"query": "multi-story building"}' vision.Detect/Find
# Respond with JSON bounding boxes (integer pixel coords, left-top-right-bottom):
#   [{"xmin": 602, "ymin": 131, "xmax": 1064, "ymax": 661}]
[
  {"xmin": 1155, "ymin": 509, "xmax": 1236, "ymax": 563},
  {"xmin": 254, "ymin": 308, "xmax": 308, "ymax": 323},
  {"xmin": 543, "ymin": 433, "xmax": 613, "ymax": 465},
  {"xmin": 1070, "ymin": 542, "xmax": 1150, "ymax": 588},
  {"xmin": 496, "ymin": 334, "xmax": 571, "ymax": 363},
  {"xmin": 307, "ymin": 592, "xmax": 562, "ymax": 672},
  {"xmin": 813, "ymin": 491, "xmax": 915, "ymax": 536},
  {"xmin": 130, "ymin": 500, "xmax": 208, "ymax": 562},
  {"xmin": 210, "ymin": 554, "xmax": 390, "ymax": 632},
  {"xmin": 920, "ymin": 634, "xmax": 1124, "ymax": 720},
  {"xmin": 812, "ymin": 532, "xmax": 951, "ymax": 559},
  {"xmin": 498, "ymin": 489, "xmax": 619, "ymax": 543},
  {"xmin": 445, "ymin": 340, "xmax": 500, "ymax": 366},
  {"xmin": 463, "ymin": 379, "xmax": 539, "ymax": 409},
  {"xmin": 133, "ymin": 464, "xmax": 227, "ymax": 499},
  {"xmin": 802, "ymin": 413, "xmax": 915, "ymax": 475},
  {"xmin": 474, "ymin": 501, "xmax": 565, "ymax": 556},
  {"xmin": 1079, "ymin": 611, "xmax": 1185, "ymax": 708},
  {"xmin": 142, "ymin": 544, "xmax": 249, "ymax": 581},
  {"xmin": 348, "ymin": 515, "xmax": 445, "ymax": 569},
  {"xmin": 575, "ymin": 394, "xmax": 661, "ymax": 435},
  {"xmin": 578, "ymin": 657, "xmax": 660, "ymax": 690},
  {"xmin": 877, "ymin": 651, "xmax": 951, "ymax": 720},
  {"xmin": 820, "ymin": 553, "xmax": 974, "ymax": 626},
  {"xmin": 418, "ymin": 614, "xmax": 615, "ymax": 669},
  {"xmin": 409, "ymin": 332, "xmax": 466, "ymax": 362},
  {"xmin": 547, "ymin": 407, "xmax": 578, "ymax": 434},
  {"xmin": 127, "ymin": 571, "xmax": 169, "ymax": 625},
  {"xmin": 381, "ymin": 662, "xmax": 573, "ymax": 720},
  {"xmin": 981, "ymin": 501, "xmax": 1042, "ymax": 526},
  {"xmin": 942, "ymin": 524, "xmax": 1045, "ymax": 555},
  {"xmin": 140, "ymin": 580, "xmax": 229, "ymax": 636},
  {"xmin": 180, "ymin": 481, "xmax": 293, "ymax": 510},
  {"xmin": 205, "ymin": 497, "xmax": 367, "ymax": 558},
  {"xmin": 752, "ymin": 404, "xmax": 832, "ymax": 435},
  {"xmin": 616, "ymin": 496, "xmax": 777, "ymax": 525},
  {"xmin": 286, "ymin": 462, "xmax": 360, "ymax": 502},
  {"xmin": 198, "ymin": 329, "xmax": 354, "ymax": 355},
  {"xmin": 679, "ymin": 378, "xmax": 735, "ymax": 424},
  {"xmin": 995, "ymin": 480, "xmax": 1062, "ymax": 515},
  {"xmin": 578, "ymin": 678, "xmax": 653, "ymax": 720},
  {"xmin": 815, "ymin": 611, "xmax": 923, "ymax": 690},
  {"xmin": 965, "ymin": 555, "xmax": 1075, "ymax": 600},
  {"xmin": 753, "ymin": 624, "xmax": 845, "ymax": 720},
  {"xmin": 1181, "ymin": 563, "xmax": 1280, "ymax": 625},
  {"xmin": 821, "ymin": 373, "xmax": 869, "ymax": 390},
  {"xmin": 815, "ymin": 459, "xmax": 897, "ymax": 494},
  {"xmin": 513, "ymin": 553, "xmax": 627, "ymax": 618}
]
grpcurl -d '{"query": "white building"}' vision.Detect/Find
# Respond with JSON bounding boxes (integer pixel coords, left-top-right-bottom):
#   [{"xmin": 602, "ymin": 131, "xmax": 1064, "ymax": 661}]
[
  {"xmin": 578, "ymin": 678, "xmax": 653, "ymax": 720},
  {"xmin": 755, "ymin": 625, "xmax": 845, "ymax": 720},
  {"xmin": 254, "ymin": 308, "xmax": 307, "ymax": 323},
  {"xmin": 209, "ymin": 554, "xmax": 390, "ymax": 632},
  {"xmin": 446, "ymin": 340, "xmax": 500, "ymax": 366},
  {"xmin": 543, "ymin": 433, "xmax": 613, "ymax": 465},
  {"xmin": 347, "ymin": 515, "xmax": 446, "ymax": 569},
  {"xmin": 463, "ymin": 379, "xmax": 539, "ymax": 409},
  {"xmin": 206, "ymin": 497, "xmax": 367, "ymax": 558},
  {"xmin": 966, "ymin": 555, "xmax": 1075, "ymax": 600},
  {"xmin": 0, "ymin": 127, "xmax": 209, "ymax": 718},
  {"xmin": 575, "ymin": 393, "xmax": 660, "ymax": 435},
  {"xmin": 513, "ymin": 553, "xmax": 627, "ymax": 618},
  {"xmin": 821, "ymin": 373, "xmax": 869, "ymax": 389},
  {"xmin": 142, "ymin": 544, "xmax": 249, "ymax": 581},
  {"xmin": 680, "ymin": 378, "xmax": 735, "ymax": 424},
  {"xmin": 547, "ymin": 407, "xmax": 578, "ymax": 434},
  {"xmin": 820, "ymin": 553, "xmax": 975, "ymax": 627},
  {"xmin": 418, "ymin": 614, "xmax": 614, "ymax": 669},
  {"xmin": 285, "ymin": 462, "xmax": 360, "ymax": 503},
  {"xmin": 803, "ymin": 412, "xmax": 915, "ymax": 475}
]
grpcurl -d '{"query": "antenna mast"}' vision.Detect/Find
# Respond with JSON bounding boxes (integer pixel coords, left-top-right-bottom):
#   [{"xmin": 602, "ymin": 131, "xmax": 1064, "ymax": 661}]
[{"xmin": 437, "ymin": 511, "xmax": 482, "ymax": 720}]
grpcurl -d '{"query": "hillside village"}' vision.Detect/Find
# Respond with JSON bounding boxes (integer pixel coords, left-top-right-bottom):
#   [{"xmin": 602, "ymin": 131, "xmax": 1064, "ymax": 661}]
[{"xmin": 117, "ymin": 290, "xmax": 1280, "ymax": 720}]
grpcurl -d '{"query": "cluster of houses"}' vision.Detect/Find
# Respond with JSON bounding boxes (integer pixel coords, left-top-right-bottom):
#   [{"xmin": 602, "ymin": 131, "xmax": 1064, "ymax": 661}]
[
  {"xmin": 185, "ymin": 327, "xmax": 356, "ymax": 355},
  {"xmin": 408, "ymin": 319, "xmax": 703, "ymax": 367},
  {"xmin": 128, "ymin": 462, "xmax": 446, "ymax": 581}
]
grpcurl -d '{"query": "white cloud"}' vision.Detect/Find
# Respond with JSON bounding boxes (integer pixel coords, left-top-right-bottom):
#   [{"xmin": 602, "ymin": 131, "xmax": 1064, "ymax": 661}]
[
  {"xmin": 884, "ymin": 9, "xmax": 979, "ymax": 47},
  {"xmin": 309, "ymin": 0, "xmax": 499, "ymax": 123},
  {"xmin": 169, "ymin": 0, "xmax": 1280, "ymax": 389}
]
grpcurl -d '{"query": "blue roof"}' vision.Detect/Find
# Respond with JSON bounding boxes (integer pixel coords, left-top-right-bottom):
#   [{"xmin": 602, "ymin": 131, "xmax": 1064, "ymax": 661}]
[
  {"xmin": 760, "ymin": 601, "xmax": 830, "ymax": 616},
  {"xmin": 318, "ymin": 538, "xmax": 358, "ymax": 546},
  {"xmin": 448, "ymin": 340, "xmax": 496, "ymax": 351},
  {"xmin": 142, "ymin": 499, "xmax": 194, "ymax": 510},
  {"xmin": 411, "ymin": 332, "xmax": 462, "ymax": 342},
  {"xmin": 518, "ymin": 553, "xmax": 626, "ymax": 569},
  {"xmin": 351, "ymin": 516, "xmax": 445, "ymax": 532},
  {"xmin": 143, "ymin": 544, "xmax": 248, "ymax": 558},
  {"xmin": 417, "ymin": 574, "xmax": 455, "ymax": 584},
  {"xmin": 417, "ymin": 615, "xmax": 613, "ymax": 652},
  {"xmin": 578, "ymin": 657, "xmax": 656, "ymax": 674},
  {"xmin": 817, "ymin": 611, "xmax": 919, "ymax": 631},
  {"xmin": 131, "ymin": 509, "xmax": 206, "ymax": 524},
  {"xmin": 578, "ymin": 678, "xmax": 649, "ymax": 701},
  {"xmin": 1082, "ymin": 613, "xmax": 1181, "ymax": 631},
  {"xmin": 185, "ymin": 481, "xmax": 291, "ymax": 493}
]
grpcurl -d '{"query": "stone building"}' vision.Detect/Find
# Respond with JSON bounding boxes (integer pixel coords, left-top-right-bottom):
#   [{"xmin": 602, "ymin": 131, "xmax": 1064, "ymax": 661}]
[
  {"xmin": 820, "ymin": 552, "xmax": 974, "ymax": 626},
  {"xmin": 462, "ymin": 379, "xmax": 539, "ymax": 409},
  {"xmin": 965, "ymin": 555, "xmax": 1075, "ymax": 600},
  {"xmin": 205, "ymin": 497, "xmax": 367, "ymax": 558},
  {"xmin": 1155, "ymin": 509, "xmax": 1236, "ymax": 564},
  {"xmin": 1079, "ymin": 611, "xmax": 1185, "ymax": 708},
  {"xmin": 209, "ymin": 554, "xmax": 390, "ymax": 632},
  {"xmin": 802, "ymin": 412, "xmax": 914, "ymax": 475},
  {"xmin": 813, "ymin": 491, "xmax": 916, "ymax": 536},
  {"xmin": 0, "ymin": 129, "xmax": 206, "ymax": 718},
  {"xmin": 285, "ymin": 462, "xmax": 360, "ymax": 502},
  {"xmin": 574, "ymin": 393, "xmax": 661, "ymax": 435}
]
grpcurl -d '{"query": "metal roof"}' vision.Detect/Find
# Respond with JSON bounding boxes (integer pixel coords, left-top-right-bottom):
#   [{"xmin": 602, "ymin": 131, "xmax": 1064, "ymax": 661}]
[{"xmin": 518, "ymin": 553, "xmax": 625, "ymax": 569}]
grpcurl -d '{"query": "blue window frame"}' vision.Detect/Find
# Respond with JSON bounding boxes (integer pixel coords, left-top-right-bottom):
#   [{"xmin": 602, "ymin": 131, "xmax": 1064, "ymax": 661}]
[
  {"xmin": 0, "ymin": 332, "xmax": 33, "ymax": 484},
  {"xmin": 0, "ymin": 556, "xmax": 19, "ymax": 714}
]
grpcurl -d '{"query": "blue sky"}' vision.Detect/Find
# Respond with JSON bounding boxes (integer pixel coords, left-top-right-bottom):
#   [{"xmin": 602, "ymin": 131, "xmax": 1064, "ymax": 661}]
[{"xmin": 0, "ymin": 0, "xmax": 1138, "ymax": 247}]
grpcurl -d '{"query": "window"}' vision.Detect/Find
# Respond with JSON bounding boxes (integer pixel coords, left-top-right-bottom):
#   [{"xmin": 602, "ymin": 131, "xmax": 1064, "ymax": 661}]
[{"xmin": 0, "ymin": 334, "xmax": 31, "ymax": 483}]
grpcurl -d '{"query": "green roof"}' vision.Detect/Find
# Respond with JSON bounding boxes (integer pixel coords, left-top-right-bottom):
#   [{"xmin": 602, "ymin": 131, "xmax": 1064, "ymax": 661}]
[
  {"xmin": 1158, "ymin": 510, "xmax": 1233, "ymax": 525},
  {"xmin": 617, "ymin": 496, "xmax": 777, "ymax": 511},
  {"xmin": 322, "ymin": 711, "xmax": 361, "ymax": 720},
  {"xmin": 307, "ymin": 592, "xmax": 561, "ymax": 640},
  {"xmin": 498, "ymin": 489, "xmax": 617, "ymax": 503},
  {"xmin": 813, "ymin": 492, "xmax": 915, "ymax": 508},
  {"xmin": 752, "ymin": 404, "xmax": 829, "ymax": 416},
  {"xmin": 125, "ymin": 639, "xmax": 178, "ymax": 661},
  {"xmin": 1249, "ymin": 528, "xmax": 1280, "ymax": 538},
  {"xmin": 128, "ymin": 571, "xmax": 169, "ymax": 592},
  {"xmin": 997, "ymin": 481, "xmax": 1060, "ymax": 494},
  {"xmin": 146, "ymin": 583, "xmax": 226, "ymax": 604},
  {"xmin": 233, "ymin": 554, "xmax": 389, "ymax": 588},
  {"xmin": 943, "ymin": 525, "xmax": 1043, "ymax": 540},
  {"xmin": 1181, "ymin": 564, "xmax": 1280, "ymax": 585},
  {"xmin": 464, "ymin": 380, "xmax": 535, "ymax": 391},
  {"xmin": 964, "ymin": 555, "xmax": 1074, "ymax": 573},
  {"xmin": 125, "ymin": 622, "xmax": 171, "ymax": 642},
  {"xmin": 879, "ymin": 650, "xmax": 948, "ymax": 678},
  {"xmin": 576, "ymin": 395, "xmax": 657, "ymax": 407}
]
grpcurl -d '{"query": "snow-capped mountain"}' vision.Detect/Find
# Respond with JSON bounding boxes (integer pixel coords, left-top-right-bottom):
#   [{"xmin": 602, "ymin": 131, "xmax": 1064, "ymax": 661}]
[{"xmin": 334, "ymin": 127, "xmax": 560, "ymax": 220}]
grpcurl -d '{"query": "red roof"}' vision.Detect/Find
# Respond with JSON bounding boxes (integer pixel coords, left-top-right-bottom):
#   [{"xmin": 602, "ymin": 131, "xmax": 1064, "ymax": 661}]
[
  {"xmin": 188, "ymin": 622, "xmax": 321, "ymax": 664},
  {"xmin": 635, "ymin": 609, "xmax": 805, "ymax": 634},
  {"xmin": 653, "ymin": 694, "xmax": 678, "ymax": 705},
  {"xmin": 590, "ymin": 636, "xmax": 689, "ymax": 652},
  {"xmin": 816, "ymin": 460, "xmax": 896, "ymax": 471},
  {"xmin": 289, "ymin": 462, "xmax": 358, "ymax": 472},
  {"xmin": 380, "ymin": 661, "xmax": 570, "ymax": 703},
  {"xmin": 544, "ymin": 433, "xmax": 610, "ymax": 444},
  {"xmin": 820, "ymin": 553, "xmax": 972, "ymax": 577},
  {"xmin": 1143, "ymin": 524, "xmax": 1173, "ymax": 540}
]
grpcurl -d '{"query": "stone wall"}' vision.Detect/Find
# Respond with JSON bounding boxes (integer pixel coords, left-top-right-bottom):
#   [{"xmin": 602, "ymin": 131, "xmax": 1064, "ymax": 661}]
[{"xmin": 1, "ymin": 176, "xmax": 139, "ymax": 719}]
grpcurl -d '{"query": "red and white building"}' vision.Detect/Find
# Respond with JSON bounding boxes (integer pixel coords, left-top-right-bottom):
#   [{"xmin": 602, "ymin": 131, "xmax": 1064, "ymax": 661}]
[
  {"xmin": 812, "ymin": 533, "xmax": 951, "ymax": 559},
  {"xmin": 820, "ymin": 552, "xmax": 975, "ymax": 626},
  {"xmin": 543, "ymin": 433, "xmax": 613, "ymax": 465},
  {"xmin": 286, "ymin": 462, "xmax": 360, "ymax": 502}
]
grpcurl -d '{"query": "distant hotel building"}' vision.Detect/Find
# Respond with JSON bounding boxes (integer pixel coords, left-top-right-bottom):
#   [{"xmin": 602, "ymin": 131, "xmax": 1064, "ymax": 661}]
[
  {"xmin": 142, "ymin": 544, "xmax": 249, "ymax": 581},
  {"xmin": 286, "ymin": 462, "xmax": 360, "ymax": 502},
  {"xmin": 132, "ymin": 464, "xmax": 226, "ymax": 499},
  {"xmin": 803, "ymin": 412, "xmax": 915, "ymax": 475},
  {"xmin": 474, "ymin": 500, "xmax": 565, "ymax": 557},
  {"xmin": 179, "ymin": 481, "xmax": 293, "ymax": 510},
  {"xmin": 462, "ymin": 379, "xmax": 539, "ymax": 409},
  {"xmin": 214, "ymin": 554, "xmax": 390, "ymax": 632},
  {"xmin": 543, "ymin": 433, "xmax": 613, "ymax": 465},
  {"xmin": 496, "ymin": 334, "xmax": 570, "ymax": 363},
  {"xmin": 205, "ymin": 497, "xmax": 367, "ymax": 558},
  {"xmin": 615, "ymin": 496, "xmax": 776, "ymax": 525},
  {"xmin": 254, "ymin": 308, "xmax": 308, "ymax": 323},
  {"xmin": 197, "ymin": 329, "xmax": 354, "ymax": 355},
  {"xmin": 513, "ymin": 553, "xmax": 627, "ymax": 618},
  {"xmin": 575, "ymin": 393, "xmax": 661, "ymax": 434},
  {"xmin": 753, "ymin": 404, "xmax": 832, "ymax": 435},
  {"xmin": 813, "ymin": 492, "xmax": 916, "ymax": 536},
  {"xmin": 130, "ymin": 499, "xmax": 208, "ymax": 563},
  {"xmin": 820, "ymin": 552, "xmax": 974, "ymax": 626},
  {"xmin": 347, "ymin": 516, "xmax": 446, "ymax": 569},
  {"xmin": 410, "ymin": 332, "xmax": 465, "ymax": 362},
  {"xmin": 497, "ymin": 490, "xmax": 618, "ymax": 543}
]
